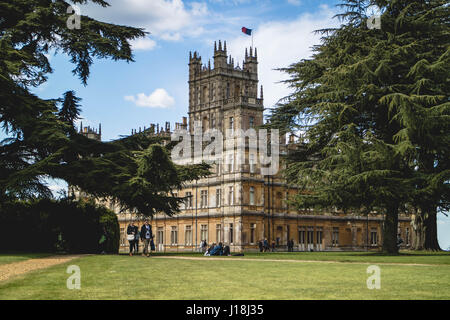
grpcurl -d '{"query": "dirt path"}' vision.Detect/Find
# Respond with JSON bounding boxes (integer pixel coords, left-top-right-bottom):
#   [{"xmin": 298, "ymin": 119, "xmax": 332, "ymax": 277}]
[
  {"xmin": 0, "ymin": 255, "xmax": 85, "ymax": 282},
  {"xmin": 152, "ymin": 255, "xmax": 447, "ymax": 267}
]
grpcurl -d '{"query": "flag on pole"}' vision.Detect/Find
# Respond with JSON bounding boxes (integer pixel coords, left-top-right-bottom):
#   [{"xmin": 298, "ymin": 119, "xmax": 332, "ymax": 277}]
[{"xmin": 241, "ymin": 27, "xmax": 252, "ymax": 36}]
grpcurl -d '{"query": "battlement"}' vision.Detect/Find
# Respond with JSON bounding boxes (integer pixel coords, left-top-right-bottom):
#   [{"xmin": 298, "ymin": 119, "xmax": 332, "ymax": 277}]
[
  {"xmin": 79, "ymin": 122, "xmax": 101, "ymax": 141},
  {"xmin": 189, "ymin": 40, "xmax": 258, "ymax": 80},
  {"xmin": 130, "ymin": 117, "xmax": 188, "ymax": 137}
]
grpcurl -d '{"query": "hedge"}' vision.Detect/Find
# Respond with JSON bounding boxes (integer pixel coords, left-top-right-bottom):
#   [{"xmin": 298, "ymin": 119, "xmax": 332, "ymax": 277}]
[{"xmin": 0, "ymin": 199, "xmax": 119, "ymax": 254}]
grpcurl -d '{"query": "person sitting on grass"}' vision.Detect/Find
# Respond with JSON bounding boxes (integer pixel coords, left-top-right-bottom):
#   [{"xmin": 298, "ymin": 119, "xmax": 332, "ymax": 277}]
[
  {"xmin": 206, "ymin": 243, "xmax": 215, "ymax": 255},
  {"xmin": 204, "ymin": 243, "xmax": 214, "ymax": 256},
  {"xmin": 209, "ymin": 242, "xmax": 223, "ymax": 256},
  {"xmin": 223, "ymin": 245, "xmax": 231, "ymax": 256}
]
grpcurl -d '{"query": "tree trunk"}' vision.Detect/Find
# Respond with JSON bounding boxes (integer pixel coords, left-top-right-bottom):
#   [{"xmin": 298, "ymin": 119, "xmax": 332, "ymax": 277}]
[
  {"xmin": 411, "ymin": 206, "xmax": 441, "ymax": 251},
  {"xmin": 382, "ymin": 205, "xmax": 399, "ymax": 254}
]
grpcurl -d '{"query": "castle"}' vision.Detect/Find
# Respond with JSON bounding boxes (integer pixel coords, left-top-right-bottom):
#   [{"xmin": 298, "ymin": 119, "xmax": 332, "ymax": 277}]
[{"xmin": 77, "ymin": 41, "xmax": 412, "ymax": 252}]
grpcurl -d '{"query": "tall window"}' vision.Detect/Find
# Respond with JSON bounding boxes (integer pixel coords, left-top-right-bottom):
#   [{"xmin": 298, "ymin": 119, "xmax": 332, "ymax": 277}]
[
  {"xmin": 405, "ymin": 227, "xmax": 410, "ymax": 245},
  {"xmin": 229, "ymin": 117, "xmax": 234, "ymax": 130},
  {"xmin": 249, "ymin": 153, "xmax": 256, "ymax": 173},
  {"xmin": 185, "ymin": 192, "xmax": 193, "ymax": 208},
  {"xmin": 228, "ymin": 186, "xmax": 234, "ymax": 205},
  {"xmin": 229, "ymin": 223, "xmax": 234, "ymax": 244},
  {"xmin": 370, "ymin": 229, "xmax": 378, "ymax": 246},
  {"xmin": 197, "ymin": 87, "xmax": 201, "ymax": 104},
  {"xmin": 249, "ymin": 116, "xmax": 254, "ymax": 128},
  {"xmin": 201, "ymin": 224, "xmax": 208, "ymax": 242},
  {"xmin": 185, "ymin": 225, "xmax": 192, "ymax": 245},
  {"xmin": 226, "ymin": 82, "xmax": 230, "ymax": 98},
  {"xmin": 298, "ymin": 227, "xmax": 305, "ymax": 245},
  {"xmin": 316, "ymin": 227, "xmax": 323, "ymax": 245},
  {"xmin": 216, "ymin": 189, "xmax": 221, "ymax": 207},
  {"xmin": 120, "ymin": 228, "xmax": 125, "ymax": 246},
  {"xmin": 307, "ymin": 227, "xmax": 314, "ymax": 245},
  {"xmin": 228, "ymin": 153, "xmax": 234, "ymax": 172},
  {"xmin": 332, "ymin": 227, "xmax": 339, "ymax": 246},
  {"xmin": 200, "ymin": 190, "xmax": 208, "ymax": 208},
  {"xmin": 157, "ymin": 227, "xmax": 164, "ymax": 245},
  {"xmin": 171, "ymin": 226, "xmax": 178, "ymax": 245},
  {"xmin": 249, "ymin": 186, "xmax": 255, "ymax": 205},
  {"xmin": 250, "ymin": 223, "xmax": 256, "ymax": 244},
  {"xmin": 203, "ymin": 86, "xmax": 207, "ymax": 104},
  {"xmin": 216, "ymin": 224, "xmax": 222, "ymax": 243}
]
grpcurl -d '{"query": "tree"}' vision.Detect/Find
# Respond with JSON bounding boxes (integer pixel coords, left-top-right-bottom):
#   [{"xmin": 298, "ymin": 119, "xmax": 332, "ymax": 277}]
[
  {"xmin": 58, "ymin": 91, "xmax": 82, "ymax": 128},
  {"xmin": 0, "ymin": 1, "xmax": 210, "ymax": 216},
  {"xmin": 269, "ymin": 0, "xmax": 449, "ymax": 253}
]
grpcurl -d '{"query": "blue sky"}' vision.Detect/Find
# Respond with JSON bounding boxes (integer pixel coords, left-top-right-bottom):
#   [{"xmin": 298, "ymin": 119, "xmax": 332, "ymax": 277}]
[{"xmin": 8, "ymin": 0, "xmax": 450, "ymax": 249}]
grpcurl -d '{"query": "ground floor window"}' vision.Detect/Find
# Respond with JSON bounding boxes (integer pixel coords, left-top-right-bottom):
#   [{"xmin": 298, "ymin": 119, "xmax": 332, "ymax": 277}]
[
  {"xmin": 370, "ymin": 229, "xmax": 378, "ymax": 246},
  {"xmin": 120, "ymin": 228, "xmax": 125, "ymax": 246},
  {"xmin": 216, "ymin": 224, "xmax": 222, "ymax": 243},
  {"xmin": 307, "ymin": 227, "xmax": 314, "ymax": 245},
  {"xmin": 157, "ymin": 227, "xmax": 164, "ymax": 245},
  {"xmin": 298, "ymin": 227, "xmax": 305, "ymax": 245},
  {"xmin": 229, "ymin": 223, "xmax": 234, "ymax": 244},
  {"xmin": 200, "ymin": 224, "xmax": 208, "ymax": 242},
  {"xmin": 332, "ymin": 227, "xmax": 339, "ymax": 246},
  {"xmin": 171, "ymin": 226, "xmax": 178, "ymax": 245},
  {"xmin": 250, "ymin": 223, "xmax": 256, "ymax": 244},
  {"xmin": 185, "ymin": 225, "xmax": 192, "ymax": 245},
  {"xmin": 405, "ymin": 227, "xmax": 410, "ymax": 245},
  {"xmin": 316, "ymin": 227, "xmax": 323, "ymax": 245}
]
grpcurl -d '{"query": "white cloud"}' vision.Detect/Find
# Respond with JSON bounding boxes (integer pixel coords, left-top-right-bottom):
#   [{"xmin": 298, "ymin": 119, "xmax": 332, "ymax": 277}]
[
  {"xmin": 226, "ymin": 5, "xmax": 338, "ymax": 109},
  {"xmin": 131, "ymin": 37, "xmax": 157, "ymax": 51},
  {"xmin": 82, "ymin": 0, "xmax": 210, "ymax": 46},
  {"xmin": 125, "ymin": 89, "xmax": 175, "ymax": 108}
]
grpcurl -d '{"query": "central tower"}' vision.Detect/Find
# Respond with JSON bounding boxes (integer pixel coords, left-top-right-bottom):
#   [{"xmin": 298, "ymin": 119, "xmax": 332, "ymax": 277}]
[{"xmin": 188, "ymin": 40, "xmax": 264, "ymax": 134}]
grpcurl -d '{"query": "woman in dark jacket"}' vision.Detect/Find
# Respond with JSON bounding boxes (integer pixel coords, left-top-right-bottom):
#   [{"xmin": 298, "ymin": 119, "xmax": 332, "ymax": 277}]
[{"xmin": 127, "ymin": 222, "xmax": 137, "ymax": 256}]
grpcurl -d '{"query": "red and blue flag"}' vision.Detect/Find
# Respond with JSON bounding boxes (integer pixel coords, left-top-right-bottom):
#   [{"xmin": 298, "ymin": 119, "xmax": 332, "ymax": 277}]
[{"xmin": 241, "ymin": 27, "xmax": 252, "ymax": 36}]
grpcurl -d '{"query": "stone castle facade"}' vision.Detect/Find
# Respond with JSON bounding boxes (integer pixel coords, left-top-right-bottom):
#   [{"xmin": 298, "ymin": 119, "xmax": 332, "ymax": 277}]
[{"xmin": 76, "ymin": 41, "xmax": 412, "ymax": 252}]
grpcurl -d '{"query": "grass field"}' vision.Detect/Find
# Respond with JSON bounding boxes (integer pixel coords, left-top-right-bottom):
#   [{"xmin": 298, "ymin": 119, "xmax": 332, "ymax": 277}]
[{"xmin": 0, "ymin": 251, "xmax": 449, "ymax": 300}]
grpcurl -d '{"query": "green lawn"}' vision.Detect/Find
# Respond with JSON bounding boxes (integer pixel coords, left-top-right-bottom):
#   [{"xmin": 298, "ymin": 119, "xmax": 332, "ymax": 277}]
[
  {"xmin": 146, "ymin": 250, "xmax": 450, "ymax": 265},
  {"xmin": 0, "ymin": 252, "xmax": 449, "ymax": 300},
  {"xmin": 0, "ymin": 253, "xmax": 53, "ymax": 266}
]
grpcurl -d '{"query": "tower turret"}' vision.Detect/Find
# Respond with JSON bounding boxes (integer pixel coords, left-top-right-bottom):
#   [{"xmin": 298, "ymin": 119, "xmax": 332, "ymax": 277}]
[
  {"xmin": 243, "ymin": 46, "xmax": 258, "ymax": 75},
  {"xmin": 213, "ymin": 40, "xmax": 227, "ymax": 69},
  {"xmin": 189, "ymin": 50, "xmax": 202, "ymax": 79}
]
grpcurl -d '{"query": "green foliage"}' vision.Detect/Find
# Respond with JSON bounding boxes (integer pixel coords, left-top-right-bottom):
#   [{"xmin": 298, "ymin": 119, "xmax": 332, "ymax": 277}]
[
  {"xmin": 0, "ymin": 198, "xmax": 119, "ymax": 253},
  {"xmin": 269, "ymin": 0, "xmax": 450, "ymax": 253},
  {"xmin": 0, "ymin": 1, "xmax": 211, "ymax": 217},
  {"xmin": 58, "ymin": 91, "xmax": 81, "ymax": 128}
]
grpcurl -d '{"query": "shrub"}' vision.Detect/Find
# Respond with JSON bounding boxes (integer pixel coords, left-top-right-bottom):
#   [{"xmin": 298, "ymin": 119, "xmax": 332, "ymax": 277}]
[{"xmin": 0, "ymin": 199, "xmax": 119, "ymax": 254}]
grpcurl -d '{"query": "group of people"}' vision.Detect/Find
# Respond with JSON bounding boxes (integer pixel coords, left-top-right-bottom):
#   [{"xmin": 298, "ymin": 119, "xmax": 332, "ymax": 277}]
[
  {"xmin": 257, "ymin": 239, "xmax": 296, "ymax": 252},
  {"xmin": 258, "ymin": 238, "xmax": 275, "ymax": 252},
  {"xmin": 201, "ymin": 240, "xmax": 231, "ymax": 256},
  {"xmin": 127, "ymin": 220, "xmax": 154, "ymax": 257}
]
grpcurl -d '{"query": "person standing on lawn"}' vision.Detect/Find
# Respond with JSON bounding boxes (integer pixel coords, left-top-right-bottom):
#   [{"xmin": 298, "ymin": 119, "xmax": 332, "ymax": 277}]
[
  {"xmin": 127, "ymin": 221, "xmax": 137, "ymax": 256},
  {"xmin": 140, "ymin": 220, "xmax": 153, "ymax": 257}
]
